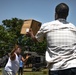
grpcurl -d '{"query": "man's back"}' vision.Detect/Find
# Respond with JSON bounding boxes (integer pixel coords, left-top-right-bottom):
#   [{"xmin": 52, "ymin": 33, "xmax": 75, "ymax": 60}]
[
  {"xmin": 46, "ymin": 19, "xmax": 76, "ymax": 47},
  {"xmin": 35, "ymin": 19, "xmax": 76, "ymax": 70},
  {"xmin": 43, "ymin": 19, "xmax": 76, "ymax": 70}
]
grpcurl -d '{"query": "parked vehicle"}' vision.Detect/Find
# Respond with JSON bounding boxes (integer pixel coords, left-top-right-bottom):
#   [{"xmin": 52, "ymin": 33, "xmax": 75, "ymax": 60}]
[{"xmin": 24, "ymin": 51, "xmax": 46, "ymax": 71}]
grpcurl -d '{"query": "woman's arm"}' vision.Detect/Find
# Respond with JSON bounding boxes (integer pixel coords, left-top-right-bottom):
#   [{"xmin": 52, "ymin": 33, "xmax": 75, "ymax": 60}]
[
  {"xmin": 21, "ymin": 55, "xmax": 30, "ymax": 63},
  {"xmin": 10, "ymin": 49, "xmax": 16, "ymax": 61}
]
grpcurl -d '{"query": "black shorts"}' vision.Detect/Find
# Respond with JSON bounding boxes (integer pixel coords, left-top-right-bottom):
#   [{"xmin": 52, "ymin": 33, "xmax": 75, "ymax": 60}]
[
  {"xmin": 49, "ymin": 68, "xmax": 76, "ymax": 75},
  {"xmin": 18, "ymin": 67, "xmax": 23, "ymax": 72}
]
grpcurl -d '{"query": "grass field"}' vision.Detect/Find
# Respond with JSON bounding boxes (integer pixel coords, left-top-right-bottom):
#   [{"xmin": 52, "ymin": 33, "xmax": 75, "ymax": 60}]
[{"xmin": 0, "ymin": 68, "xmax": 48, "ymax": 75}]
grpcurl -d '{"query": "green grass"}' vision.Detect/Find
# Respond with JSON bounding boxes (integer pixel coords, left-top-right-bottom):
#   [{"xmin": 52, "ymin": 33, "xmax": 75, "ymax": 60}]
[
  {"xmin": 0, "ymin": 68, "xmax": 48, "ymax": 75},
  {"xmin": 23, "ymin": 72, "xmax": 48, "ymax": 75}
]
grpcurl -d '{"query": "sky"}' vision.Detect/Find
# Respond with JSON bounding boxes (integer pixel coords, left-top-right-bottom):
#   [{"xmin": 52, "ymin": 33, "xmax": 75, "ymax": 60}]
[{"xmin": 0, "ymin": 0, "xmax": 76, "ymax": 25}]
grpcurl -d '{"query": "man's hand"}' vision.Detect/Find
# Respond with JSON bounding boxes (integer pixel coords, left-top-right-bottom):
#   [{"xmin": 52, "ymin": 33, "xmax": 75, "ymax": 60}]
[
  {"xmin": 26, "ymin": 28, "xmax": 38, "ymax": 42},
  {"xmin": 26, "ymin": 29, "xmax": 34, "ymax": 37}
]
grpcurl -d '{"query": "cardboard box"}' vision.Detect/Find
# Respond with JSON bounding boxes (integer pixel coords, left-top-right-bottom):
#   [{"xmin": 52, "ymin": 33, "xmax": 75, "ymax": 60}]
[{"xmin": 20, "ymin": 19, "xmax": 41, "ymax": 35}]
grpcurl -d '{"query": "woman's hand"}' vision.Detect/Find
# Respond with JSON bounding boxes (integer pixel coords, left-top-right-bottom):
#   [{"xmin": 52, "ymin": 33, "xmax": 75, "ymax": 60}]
[{"xmin": 26, "ymin": 54, "xmax": 30, "ymax": 60}]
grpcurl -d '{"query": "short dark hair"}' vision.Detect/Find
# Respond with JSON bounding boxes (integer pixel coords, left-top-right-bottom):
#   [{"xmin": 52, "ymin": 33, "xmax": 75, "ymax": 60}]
[{"xmin": 55, "ymin": 3, "xmax": 69, "ymax": 19}]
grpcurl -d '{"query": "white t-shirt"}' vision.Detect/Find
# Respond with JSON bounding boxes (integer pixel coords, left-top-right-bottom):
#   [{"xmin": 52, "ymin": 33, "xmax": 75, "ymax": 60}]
[
  {"xmin": 5, "ymin": 53, "xmax": 22, "ymax": 73},
  {"xmin": 35, "ymin": 19, "xmax": 76, "ymax": 70}
]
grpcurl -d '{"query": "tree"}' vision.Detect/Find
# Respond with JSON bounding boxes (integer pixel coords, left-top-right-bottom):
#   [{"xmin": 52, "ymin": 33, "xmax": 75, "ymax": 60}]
[
  {"xmin": 0, "ymin": 25, "xmax": 10, "ymax": 57},
  {"xmin": 2, "ymin": 18, "xmax": 23, "ymax": 44},
  {"xmin": 0, "ymin": 18, "xmax": 24, "ymax": 54},
  {"xmin": 0, "ymin": 18, "xmax": 47, "ymax": 56}
]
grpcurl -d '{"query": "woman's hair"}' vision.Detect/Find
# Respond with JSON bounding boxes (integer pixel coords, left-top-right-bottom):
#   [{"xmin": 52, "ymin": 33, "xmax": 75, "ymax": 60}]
[
  {"xmin": 11, "ymin": 44, "xmax": 21, "ymax": 54},
  {"xmin": 13, "ymin": 44, "xmax": 20, "ymax": 51},
  {"xmin": 10, "ymin": 44, "xmax": 21, "ymax": 60}
]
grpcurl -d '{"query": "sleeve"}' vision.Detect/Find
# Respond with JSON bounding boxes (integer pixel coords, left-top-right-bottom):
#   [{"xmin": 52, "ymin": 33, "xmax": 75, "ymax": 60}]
[
  {"xmin": 19, "ymin": 55, "xmax": 22, "ymax": 60},
  {"xmin": 35, "ymin": 24, "xmax": 45, "ymax": 42}
]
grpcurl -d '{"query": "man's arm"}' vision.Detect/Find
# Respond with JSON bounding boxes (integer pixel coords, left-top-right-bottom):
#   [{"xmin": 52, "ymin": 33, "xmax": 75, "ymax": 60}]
[{"xmin": 30, "ymin": 33, "xmax": 38, "ymax": 42}]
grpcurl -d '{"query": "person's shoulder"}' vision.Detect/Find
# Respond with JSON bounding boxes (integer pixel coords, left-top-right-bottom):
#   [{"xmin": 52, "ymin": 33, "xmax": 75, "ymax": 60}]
[
  {"xmin": 67, "ymin": 22, "xmax": 76, "ymax": 31},
  {"xmin": 68, "ymin": 22, "xmax": 76, "ymax": 28},
  {"xmin": 41, "ymin": 20, "xmax": 58, "ymax": 28},
  {"xmin": 42, "ymin": 20, "xmax": 58, "ymax": 26}
]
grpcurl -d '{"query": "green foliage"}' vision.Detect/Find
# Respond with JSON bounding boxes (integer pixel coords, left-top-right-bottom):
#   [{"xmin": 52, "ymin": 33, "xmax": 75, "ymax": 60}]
[
  {"xmin": 0, "ymin": 18, "xmax": 47, "ymax": 56},
  {"xmin": 0, "ymin": 18, "xmax": 24, "ymax": 54},
  {"xmin": 22, "ymin": 37, "xmax": 47, "ymax": 55}
]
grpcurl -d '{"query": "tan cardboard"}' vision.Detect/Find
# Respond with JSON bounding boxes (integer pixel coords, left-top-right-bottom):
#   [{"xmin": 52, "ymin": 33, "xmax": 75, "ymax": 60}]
[{"xmin": 20, "ymin": 19, "xmax": 41, "ymax": 35}]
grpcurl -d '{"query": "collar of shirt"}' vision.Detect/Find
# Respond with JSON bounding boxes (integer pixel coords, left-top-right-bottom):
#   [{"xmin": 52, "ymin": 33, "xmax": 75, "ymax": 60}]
[
  {"xmin": 57, "ymin": 18, "xmax": 66, "ymax": 21},
  {"xmin": 57, "ymin": 18, "xmax": 66, "ymax": 22}
]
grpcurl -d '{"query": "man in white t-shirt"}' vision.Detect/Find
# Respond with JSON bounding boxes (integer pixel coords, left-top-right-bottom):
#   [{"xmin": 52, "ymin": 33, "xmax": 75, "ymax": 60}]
[
  {"xmin": 4, "ymin": 45, "xmax": 29, "ymax": 75},
  {"xmin": 26, "ymin": 3, "xmax": 76, "ymax": 75}
]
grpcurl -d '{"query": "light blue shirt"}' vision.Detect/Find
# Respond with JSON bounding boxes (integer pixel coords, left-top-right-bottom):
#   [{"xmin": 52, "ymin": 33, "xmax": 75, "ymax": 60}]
[{"xmin": 19, "ymin": 60, "xmax": 24, "ymax": 67}]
